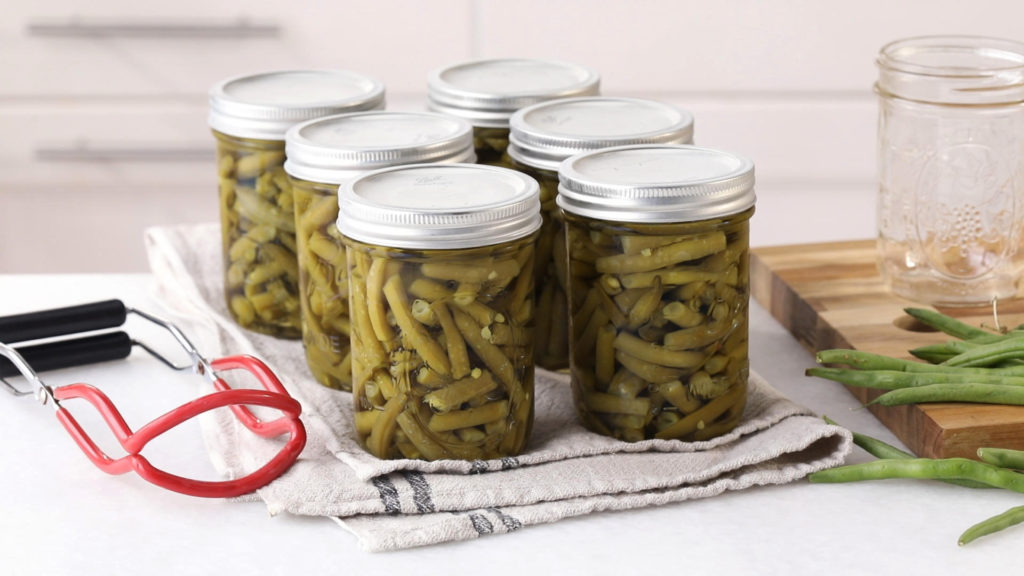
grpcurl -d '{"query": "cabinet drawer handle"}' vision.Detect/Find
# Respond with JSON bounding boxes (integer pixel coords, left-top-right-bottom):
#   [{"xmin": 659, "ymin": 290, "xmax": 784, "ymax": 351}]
[
  {"xmin": 35, "ymin": 143, "xmax": 212, "ymax": 162},
  {"xmin": 27, "ymin": 17, "xmax": 279, "ymax": 38}
]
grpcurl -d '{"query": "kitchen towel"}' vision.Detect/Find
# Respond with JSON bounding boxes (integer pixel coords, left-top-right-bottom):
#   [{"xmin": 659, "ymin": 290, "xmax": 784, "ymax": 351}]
[{"xmin": 144, "ymin": 222, "xmax": 852, "ymax": 552}]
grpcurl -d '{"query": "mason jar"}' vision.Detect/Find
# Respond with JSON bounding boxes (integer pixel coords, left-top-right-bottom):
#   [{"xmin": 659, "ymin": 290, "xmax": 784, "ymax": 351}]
[
  {"xmin": 557, "ymin": 145, "xmax": 755, "ymax": 442},
  {"xmin": 338, "ymin": 164, "xmax": 542, "ymax": 460},
  {"xmin": 284, "ymin": 111, "xmax": 475, "ymax": 391},
  {"xmin": 876, "ymin": 36, "xmax": 1024, "ymax": 306},
  {"xmin": 427, "ymin": 58, "xmax": 600, "ymax": 167},
  {"xmin": 507, "ymin": 97, "xmax": 695, "ymax": 370},
  {"xmin": 208, "ymin": 70, "xmax": 385, "ymax": 337}
]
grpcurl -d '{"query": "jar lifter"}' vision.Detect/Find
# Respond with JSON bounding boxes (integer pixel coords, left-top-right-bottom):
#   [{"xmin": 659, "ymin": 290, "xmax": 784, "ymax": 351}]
[{"xmin": 0, "ymin": 299, "xmax": 306, "ymax": 498}]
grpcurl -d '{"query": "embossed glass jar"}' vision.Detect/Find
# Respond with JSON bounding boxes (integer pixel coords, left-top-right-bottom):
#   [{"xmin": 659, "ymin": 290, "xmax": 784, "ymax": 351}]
[{"xmin": 876, "ymin": 36, "xmax": 1024, "ymax": 305}]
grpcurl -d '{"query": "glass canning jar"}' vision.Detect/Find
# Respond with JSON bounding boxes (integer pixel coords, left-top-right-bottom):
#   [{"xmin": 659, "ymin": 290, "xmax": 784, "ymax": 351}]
[
  {"xmin": 208, "ymin": 70, "xmax": 385, "ymax": 338},
  {"xmin": 284, "ymin": 111, "xmax": 475, "ymax": 391},
  {"xmin": 427, "ymin": 58, "xmax": 600, "ymax": 167},
  {"xmin": 338, "ymin": 164, "xmax": 542, "ymax": 460},
  {"xmin": 557, "ymin": 145, "xmax": 755, "ymax": 442},
  {"xmin": 876, "ymin": 36, "xmax": 1024, "ymax": 306},
  {"xmin": 507, "ymin": 97, "xmax": 695, "ymax": 370}
]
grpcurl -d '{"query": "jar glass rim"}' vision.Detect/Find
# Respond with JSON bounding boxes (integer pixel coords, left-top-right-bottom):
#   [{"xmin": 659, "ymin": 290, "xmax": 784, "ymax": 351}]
[{"xmin": 877, "ymin": 35, "xmax": 1024, "ymax": 78}]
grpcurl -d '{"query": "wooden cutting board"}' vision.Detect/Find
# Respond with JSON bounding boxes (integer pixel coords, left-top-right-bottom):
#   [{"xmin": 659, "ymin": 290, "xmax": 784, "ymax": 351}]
[{"xmin": 751, "ymin": 239, "xmax": 1024, "ymax": 459}]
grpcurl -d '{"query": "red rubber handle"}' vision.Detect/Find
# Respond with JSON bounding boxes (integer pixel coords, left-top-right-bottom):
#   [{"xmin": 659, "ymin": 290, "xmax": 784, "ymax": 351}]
[{"xmin": 51, "ymin": 354, "xmax": 306, "ymax": 498}]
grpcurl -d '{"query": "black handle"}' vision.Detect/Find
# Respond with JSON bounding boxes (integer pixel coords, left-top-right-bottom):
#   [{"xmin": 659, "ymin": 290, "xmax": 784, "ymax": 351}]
[
  {"xmin": 0, "ymin": 332, "xmax": 133, "ymax": 378},
  {"xmin": 0, "ymin": 300, "xmax": 127, "ymax": 344}
]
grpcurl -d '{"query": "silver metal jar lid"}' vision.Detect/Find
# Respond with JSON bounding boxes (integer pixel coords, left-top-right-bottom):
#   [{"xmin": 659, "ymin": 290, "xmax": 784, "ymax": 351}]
[
  {"xmin": 557, "ymin": 145, "xmax": 755, "ymax": 223},
  {"xmin": 284, "ymin": 111, "xmax": 476, "ymax": 184},
  {"xmin": 208, "ymin": 70, "xmax": 386, "ymax": 141},
  {"xmin": 508, "ymin": 97, "xmax": 695, "ymax": 171},
  {"xmin": 338, "ymin": 163, "xmax": 542, "ymax": 249},
  {"xmin": 427, "ymin": 59, "xmax": 600, "ymax": 128}
]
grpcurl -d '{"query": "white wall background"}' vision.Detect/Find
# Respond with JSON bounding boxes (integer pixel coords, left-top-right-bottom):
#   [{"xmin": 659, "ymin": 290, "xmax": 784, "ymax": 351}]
[{"xmin": 1, "ymin": 0, "xmax": 1021, "ymax": 271}]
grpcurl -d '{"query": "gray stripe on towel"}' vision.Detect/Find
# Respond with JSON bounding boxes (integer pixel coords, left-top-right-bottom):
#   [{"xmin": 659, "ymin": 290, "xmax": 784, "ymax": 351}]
[
  {"xmin": 402, "ymin": 471, "xmax": 436, "ymax": 514},
  {"xmin": 371, "ymin": 475, "xmax": 401, "ymax": 515},
  {"xmin": 488, "ymin": 508, "xmax": 523, "ymax": 532}
]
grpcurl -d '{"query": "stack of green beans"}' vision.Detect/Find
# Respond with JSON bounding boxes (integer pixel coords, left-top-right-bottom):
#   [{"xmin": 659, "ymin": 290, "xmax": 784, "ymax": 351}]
[
  {"xmin": 814, "ymin": 418, "xmax": 1024, "ymax": 546},
  {"xmin": 807, "ymin": 307, "xmax": 1024, "ymax": 545},
  {"xmin": 807, "ymin": 307, "xmax": 1024, "ymax": 407}
]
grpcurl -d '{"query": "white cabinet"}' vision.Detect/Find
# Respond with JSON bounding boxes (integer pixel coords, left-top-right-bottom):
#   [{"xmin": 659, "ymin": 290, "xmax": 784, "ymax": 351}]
[{"xmin": 0, "ymin": 0, "xmax": 470, "ymax": 272}]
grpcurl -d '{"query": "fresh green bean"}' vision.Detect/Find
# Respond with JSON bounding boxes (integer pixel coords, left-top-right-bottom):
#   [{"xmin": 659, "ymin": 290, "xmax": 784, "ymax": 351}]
[
  {"xmin": 809, "ymin": 457, "xmax": 1024, "ymax": 492},
  {"xmin": 942, "ymin": 337, "xmax": 1024, "ymax": 368},
  {"xmin": 958, "ymin": 505, "xmax": 1024, "ymax": 546},
  {"xmin": 807, "ymin": 367, "xmax": 1024, "ymax": 389},
  {"xmin": 909, "ymin": 341, "xmax": 977, "ymax": 364},
  {"xmin": 823, "ymin": 416, "xmax": 912, "ymax": 458},
  {"xmin": 870, "ymin": 383, "xmax": 1024, "ymax": 406},
  {"xmin": 821, "ymin": 417, "xmax": 991, "ymax": 489},
  {"xmin": 978, "ymin": 447, "xmax": 1024, "ymax": 470},
  {"xmin": 816, "ymin": 349, "xmax": 1024, "ymax": 375},
  {"xmin": 903, "ymin": 307, "xmax": 996, "ymax": 340}
]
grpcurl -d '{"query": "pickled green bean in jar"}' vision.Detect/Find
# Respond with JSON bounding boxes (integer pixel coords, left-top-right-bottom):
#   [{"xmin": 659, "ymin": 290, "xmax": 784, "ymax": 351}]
[
  {"xmin": 284, "ymin": 111, "xmax": 475, "ymax": 391},
  {"xmin": 427, "ymin": 58, "xmax": 600, "ymax": 167},
  {"xmin": 338, "ymin": 164, "xmax": 542, "ymax": 460},
  {"xmin": 557, "ymin": 145, "xmax": 755, "ymax": 442},
  {"xmin": 208, "ymin": 70, "xmax": 385, "ymax": 338},
  {"xmin": 507, "ymin": 97, "xmax": 695, "ymax": 370}
]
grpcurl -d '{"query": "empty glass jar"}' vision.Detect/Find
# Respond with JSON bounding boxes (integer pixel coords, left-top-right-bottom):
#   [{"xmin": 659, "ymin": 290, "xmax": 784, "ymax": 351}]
[{"xmin": 876, "ymin": 36, "xmax": 1024, "ymax": 306}]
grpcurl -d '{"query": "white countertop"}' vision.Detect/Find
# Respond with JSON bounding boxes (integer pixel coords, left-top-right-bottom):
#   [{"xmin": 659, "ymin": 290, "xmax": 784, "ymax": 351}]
[{"xmin": 3, "ymin": 197, "xmax": 1024, "ymax": 573}]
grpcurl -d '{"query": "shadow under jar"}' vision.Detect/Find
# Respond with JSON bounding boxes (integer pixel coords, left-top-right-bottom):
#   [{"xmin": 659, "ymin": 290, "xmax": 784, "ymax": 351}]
[
  {"xmin": 557, "ymin": 145, "xmax": 756, "ymax": 442},
  {"xmin": 208, "ymin": 70, "xmax": 385, "ymax": 338},
  {"xmin": 284, "ymin": 111, "xmax": 475, "ymax": 391},
  {"xmin": 507, "ymin": 97, "xmax": 695, "ymax": 370},
  {"xmin": 427, "ymin": 58, "xmax": 600, "ymax": 167},
  {"xmin": 338, "ymin": 164, "xmax": 542, "ymax": 460}
]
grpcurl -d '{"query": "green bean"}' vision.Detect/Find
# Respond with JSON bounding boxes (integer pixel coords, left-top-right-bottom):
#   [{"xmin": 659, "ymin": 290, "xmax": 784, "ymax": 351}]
[
  {"xmin": 428, "ymin": 400, "xmax": 509, "ymax": 432},
  {"xmin": 472, "ymin": 126, "xmax": 511, "ymax": 167},
  {"xmin": 822, "ymin": 416, "xmax": 913, "ymax": 459},
  {"xmin": 910, "ymin": 340, "xmax": 978, "ymax": 363},
  {"xmin": 594, "ymin": 233, "xmax": 727, "ymax": 274},
  {"xmin": 943, "ymin": 337, "xmax": 1024, "ymax": 368},
  {"xmin": 584, "ymin": 392, "xmax": 652, "ymax": 417},
  {"xmin": 821, "ymin": 416, "xmax": 991, "ymax": 489},
  {"xmin": 812, "ymin": 451, "xmax": 1024, "ymax": 545},
  {"xmin": 869, "ymin": 383, "xmax": 1024, "ymax": 406},
  {"xmin": 959, "ymin": 505, "xmax": 1024, "ymax": 546},
  {"xmin": 806, "ymin": 367, "xmax": 1024, "ymax": 389},
  {"xmin": 424, "ymin": 372, "xmax": 499, "ymax": 413},
  {"xmin": 809, "ymin": 457, "xmax": 1024, "ymax": 492},
  {"xmin": 978, "ymin": 447, "xmax": 1024, "ymax": 470},
  {"xmin": 903, "ymin": 307, "xmax": 995, "ymax": 340},
  {"xmin": 815, "ymin": 349, "xmax": 1024, "ymax": 375}
]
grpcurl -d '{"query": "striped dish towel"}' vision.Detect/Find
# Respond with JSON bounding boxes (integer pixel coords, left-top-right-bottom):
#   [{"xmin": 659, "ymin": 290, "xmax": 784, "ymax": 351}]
[{"xmin": 144, "ymin": 223, "xmax": 851, "ymax": 552}]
